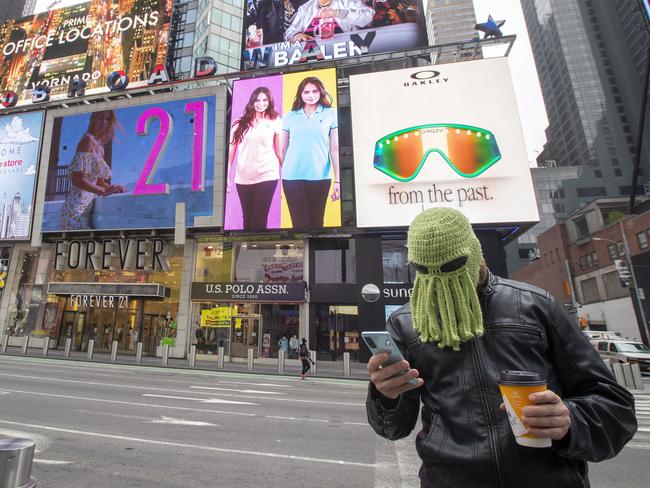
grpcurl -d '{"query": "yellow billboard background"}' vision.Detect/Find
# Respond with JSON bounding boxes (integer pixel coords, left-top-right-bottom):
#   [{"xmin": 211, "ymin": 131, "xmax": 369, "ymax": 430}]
[{"xmin": 280, "ymin": 68, "xmax": 340, "ymax": 229}]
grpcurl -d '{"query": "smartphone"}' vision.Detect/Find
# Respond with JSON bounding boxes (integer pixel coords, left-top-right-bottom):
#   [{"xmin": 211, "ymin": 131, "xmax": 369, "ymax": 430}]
[{"xmin": 361, "ymin": 331, "xmax": 419, "ymax": 385}]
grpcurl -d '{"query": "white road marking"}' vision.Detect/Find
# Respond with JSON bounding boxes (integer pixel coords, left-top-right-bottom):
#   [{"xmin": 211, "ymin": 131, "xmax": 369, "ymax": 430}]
[
  {"xmin": 0, "ymin": 420, "xmax": 375, "ymax": 468},
  {"xmin": 148, "ymin": 416, "xmax": 217, "ymax": 427},
  {"xmin": 0, "ymin": 372, "xmax": 364, "ymax": 406},
  {"xmin": 190, "ymin": 385, "xmax": 285, "ymax": 395},
  {"xmin": 0, "ymin": 391, "xmax": 9, "ymax": 395},
  {"xmin": 142, "ymin": 394, "xmax": 257, "ymax": 405},
  {"xmin": 267, "ymin": 416, "xmax": 329, "ymax": 423},
  {"xmin": 217, "ymin": 381, "xmax": 294, "ymax": 388},
  {"xmin": 34, "ymin": 459, "xmax": 75, "ymax": 465},
  {"xmin": 1, "ymin": 388, "xmax": 256, "ymax": 417}
]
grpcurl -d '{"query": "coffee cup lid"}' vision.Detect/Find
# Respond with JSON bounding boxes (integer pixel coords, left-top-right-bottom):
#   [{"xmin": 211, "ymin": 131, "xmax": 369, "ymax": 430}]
[{"xmin": 499, "ymin": 370, "xmax": 546, "ymax": 385}]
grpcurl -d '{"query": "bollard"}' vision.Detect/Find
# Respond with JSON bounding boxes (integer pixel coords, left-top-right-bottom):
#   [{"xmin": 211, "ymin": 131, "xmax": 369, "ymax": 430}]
[
  {"xmin": 162, "ymin": 344, "xmax": 169, "ymax": 366},
  {"xmin": 612, "ymin": 362, "xmax": 626, "ymax": 387},
  {"xmin": 1, "ymin": 334, "xmax": 8, "ymax": 353},
  {"xmin": 217, "ymin": 346, "xmax": 225, "ymax": 369},
  {"xmin": 135, "ymin": 342, "xmax": 143, "ymax": 364},
  {"xmin": 621, "ymin": 362, "xmax": 634, "ymax": 389},
  {"xmin": 310, "ymin": 350, "xmax": 317, "ymax": 375},
  {"xmin": 110, "ymin": 340, "xmax": 118, "ymax": 362},
  {"xmin": 0, "ymin": 437, "xmax": 37, "ymax": 488},
  {"xmin": 247, "ymin": 347, "xmax": 254, "ymax": 372},
  {"xmin": 64, "ymin": 337, "xmax": 72, "ymax": 359},
  {"xmin": 189, "ymin": 345, "xmax": 196, "ymax": 368},
  {"xmin": 87, "ymin": 339, "xmax": 94, "ymax": 360},
  {"xmin": 278, "ymin": 349, "xmax": 285, "ymax": 374},
  {"xmin": 630, "ymin": 363, "xmax": 645, "ymax": 390},
  {"xmin": 343, "ymin": 351, "xmax": 351, "ymax": 377},
  {"xmin": 42, "ymin": 337, "xmax": 50, "ymax": 357},
  {"xmin": 21, "ymin": 336, "xmax": 29, "ymax": 355}
]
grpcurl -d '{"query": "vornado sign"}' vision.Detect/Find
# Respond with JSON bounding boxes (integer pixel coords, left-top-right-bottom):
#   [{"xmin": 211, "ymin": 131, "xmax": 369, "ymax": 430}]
[
  {"xmin": 53, "ymin": 238, "xmax": 169, "ymax": 272},
  {"xmin": 0, "ymin": 1, "xmax": 171, "ymax": 106}
]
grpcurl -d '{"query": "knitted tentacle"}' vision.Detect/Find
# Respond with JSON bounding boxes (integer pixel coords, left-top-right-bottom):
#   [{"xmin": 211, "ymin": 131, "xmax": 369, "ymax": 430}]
[
  {"xmin": 436, "ymin": 276, "xmax": 460, "ymax": 350},
  {"xmin": 451, "ymin": 274, "xmax": 474, "ymax": 342},
  {"xmin": 461, "ymin": 271, "xmax": 484, "ymax": 337}
]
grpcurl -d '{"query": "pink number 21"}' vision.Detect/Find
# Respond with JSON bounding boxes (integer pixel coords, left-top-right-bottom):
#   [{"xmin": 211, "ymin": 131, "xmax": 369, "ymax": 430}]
[{"xmin": 133, "ymin": 100, "xmax": 208, "ymax": 195}]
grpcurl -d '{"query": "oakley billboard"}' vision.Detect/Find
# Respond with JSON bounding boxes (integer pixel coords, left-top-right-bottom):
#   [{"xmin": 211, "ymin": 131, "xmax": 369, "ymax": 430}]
[
  {"xmin": 41, "ymin": 93, "xmax": 219, "ymax": 232},
  {"xmin": 242, "ymin": 0, "xmax": 427, "ymax": 70},
  {"xmin": 0, "ymin": 0, "xmax": 171, "ymax": 106},
  {"xmin": 350, "ymin": 58, "xmax": 539, "ymax": 227}
]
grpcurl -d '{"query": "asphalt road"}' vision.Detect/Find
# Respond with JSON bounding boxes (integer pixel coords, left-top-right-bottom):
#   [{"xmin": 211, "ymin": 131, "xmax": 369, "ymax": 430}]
[{"xmin": 0, "ymin": 355, "xmax": 648, "ymax": 488}]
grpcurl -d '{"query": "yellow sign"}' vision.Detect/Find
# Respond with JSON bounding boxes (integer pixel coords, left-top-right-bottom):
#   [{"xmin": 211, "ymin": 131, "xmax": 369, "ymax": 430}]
[
  {"xmin": 200, "ymin": 307, "xmax": 232, "ymax": 328},
  {"xmin": 235, "ymin": 318, "xmax": 242, "ymax": 329}
]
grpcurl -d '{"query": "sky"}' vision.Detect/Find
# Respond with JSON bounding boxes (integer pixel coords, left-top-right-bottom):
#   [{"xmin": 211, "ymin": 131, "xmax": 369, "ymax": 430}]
[
  {"xmin": 423, "ymin": 0, "xmax": 549, "ymax": 164},
  {"xmin": 472, "ymin": 0, "xmax": 548, "ymax": 165}
]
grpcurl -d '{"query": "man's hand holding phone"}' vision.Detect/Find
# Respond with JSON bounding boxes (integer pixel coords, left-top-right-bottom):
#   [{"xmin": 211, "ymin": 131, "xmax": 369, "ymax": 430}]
[{"xmin": 367, "ymin": 352, "xmax": 423, "ymax": 400}]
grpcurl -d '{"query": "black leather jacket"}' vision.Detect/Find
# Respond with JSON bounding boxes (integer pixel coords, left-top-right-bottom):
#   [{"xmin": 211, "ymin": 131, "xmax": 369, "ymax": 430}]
[{"xmin": 366, "ymin": 273, "xmax": 637, "ymax": 488}]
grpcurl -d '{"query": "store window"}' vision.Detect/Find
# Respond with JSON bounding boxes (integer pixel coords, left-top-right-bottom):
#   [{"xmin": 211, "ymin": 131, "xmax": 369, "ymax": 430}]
[
  {"xmin": 5, "ymin": 250, "xmax": 39, "ymax": 337},
  {"xmin": 382, "ymin": 240, "xmax": 415, "ymax": 284},
  {"xmin": 314, "ymin": 239, "xmax": 356, "ymax": 283},
  {"xmin": 235, "ymin": 241, "xmax": 304, "ymax": 282},
  {"xmin": 314, "ymin": 305, "xmax": 359, "ymax": 360},
  {"xmin": 195, "ymin": 241, "xmax": 234, "ymax": 281}
]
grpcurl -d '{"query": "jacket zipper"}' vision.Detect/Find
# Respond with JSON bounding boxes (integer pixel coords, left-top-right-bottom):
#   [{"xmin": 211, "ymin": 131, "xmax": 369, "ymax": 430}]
[{"xmin": 471, "ymin": 339, "xmax": 504, "ymax": 487}]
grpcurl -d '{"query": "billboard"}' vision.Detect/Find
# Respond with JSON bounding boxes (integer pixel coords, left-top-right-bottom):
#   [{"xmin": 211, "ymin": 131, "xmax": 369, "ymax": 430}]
[
  {"xmin": 42, "ymin": 94, "xmax": 217, "ymax": 232},
  {"xmin": 242, "ymin": 0, "xmax": 427, "ymax": 70},
  {"xmin": 0, "ymin": 111, "xmax": 44, "ymax": 240},
  {"xmin": 0, "ymin": 0, "xmax": 171, "ymax": 105},
  {"xmin": 225, "ymin": 68, "xmax": 341, "ymax": 231},
  {"xmin": 350, "ymin": 58, "xmax": 540, "ymax": 227}
]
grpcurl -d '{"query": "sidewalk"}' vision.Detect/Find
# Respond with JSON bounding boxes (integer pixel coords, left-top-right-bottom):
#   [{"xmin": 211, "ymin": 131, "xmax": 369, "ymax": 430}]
[{"xmin": 0, "ymin": 346, "xmax": 371, "ymax": 381}]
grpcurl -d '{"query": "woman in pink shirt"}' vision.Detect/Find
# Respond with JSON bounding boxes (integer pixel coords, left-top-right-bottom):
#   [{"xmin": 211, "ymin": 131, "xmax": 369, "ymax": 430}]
[{"xmin": 228, "ymin": 87, "xmax": 284, "ymax": 231}]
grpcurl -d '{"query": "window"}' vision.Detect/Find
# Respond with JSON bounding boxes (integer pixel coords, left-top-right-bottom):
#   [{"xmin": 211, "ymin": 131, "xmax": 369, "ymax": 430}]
[
  {"xmin": 603, "ymin": 271, "xmax": 629, "ymax": 300},
  {"xmin": 597, "ymin": 342, "xmax": 608, "ymax": 351},
  {"xmin": 382, "ymin": 240, "xmax": 415, "ymax": 283},
  {"xmin": 580, "ymin": 278, "xmax": 600, "ymax": 304},
  {"xmin": 574, "ymin": 216, "xmax": 589, "ymax": 239},
  {"xmin": 607, "ymin": 244, "xmax": 618, "ymax": 261},
  {"xmin": 609, "ymin": 343, "xmax": 618, "ymax": 352},
  {"xmin": 314, "ymin": 239, "xmax": 356, "ymax": 283},
  {"xmin": 614, "ymin": 168, "xmax": 622, "ymax": 177},
  {"xmin": 638, "ymin": 231, "xmax": 649, "ymax": 249},
  {"xmin": 313, "ymin": 305, "xmax": 359, "ymax": 360},
  {"xmin": 234, "ymin": 241, "xmax": 304, "ymax": 282},
  {"xmin": 518, "ymin": 248, "xmax": 534, "ymax": 259},
  {"xmin": 579, "ymin": 255, "xmax": 587, "ymax": 270},
  {"xmin": 577, "ymin": 187, "xmax": 607, "ymax": 198}
]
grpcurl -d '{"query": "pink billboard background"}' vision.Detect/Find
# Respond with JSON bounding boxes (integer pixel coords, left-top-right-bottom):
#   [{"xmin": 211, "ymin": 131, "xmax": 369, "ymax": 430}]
[{"xmin": 225, "ymin": 75, "xmax": 284, "ymax": 230}]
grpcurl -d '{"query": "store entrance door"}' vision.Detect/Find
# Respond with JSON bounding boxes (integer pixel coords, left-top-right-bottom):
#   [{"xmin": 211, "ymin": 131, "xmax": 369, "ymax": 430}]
[
  {"xmin": 230, "ymin": 316, "xmax": 261, "ymax": 358},
  {"xmin": 141, "ymin": 314, "xmax": 166, "ymax": 356},
  {"xmin": 58, "ymin": 311, "xmax": 87, "ymax": 350}
]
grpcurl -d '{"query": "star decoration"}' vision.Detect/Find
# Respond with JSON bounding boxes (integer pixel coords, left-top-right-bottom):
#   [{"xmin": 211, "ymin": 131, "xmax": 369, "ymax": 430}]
[{"xmin": 475, "ymin": 15, "xmax": 506, "ymax": 39}]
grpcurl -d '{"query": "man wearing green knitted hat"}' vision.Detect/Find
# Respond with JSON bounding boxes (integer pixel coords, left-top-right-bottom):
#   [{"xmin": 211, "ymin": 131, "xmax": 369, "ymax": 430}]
[{"xmin": 366, "ymin": 207, "xmax": 636, "ymax": 488}]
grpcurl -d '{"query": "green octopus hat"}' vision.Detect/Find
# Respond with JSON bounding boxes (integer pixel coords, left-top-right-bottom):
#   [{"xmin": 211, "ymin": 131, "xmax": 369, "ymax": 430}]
[{"xmin": 407, "ymin": 207, "xmax": 484, "ymax": 350}]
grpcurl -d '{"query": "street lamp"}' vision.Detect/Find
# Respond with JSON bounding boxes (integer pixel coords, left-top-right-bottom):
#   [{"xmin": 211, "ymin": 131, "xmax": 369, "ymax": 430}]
[{"xmin": 593, "ymin": 233, "xmax": 650, "ymax": 344}]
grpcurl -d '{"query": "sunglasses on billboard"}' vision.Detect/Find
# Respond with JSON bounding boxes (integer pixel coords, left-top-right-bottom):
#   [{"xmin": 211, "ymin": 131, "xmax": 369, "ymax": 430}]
[{"xmin": 373, "ymin": 124, "xmax": 501, "ymax": 182}]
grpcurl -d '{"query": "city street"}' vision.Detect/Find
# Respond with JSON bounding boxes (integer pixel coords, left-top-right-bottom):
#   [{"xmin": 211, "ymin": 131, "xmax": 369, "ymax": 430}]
[{"xmin": 0, "ymin": 355, "xmax": 648, "ymax": 487}]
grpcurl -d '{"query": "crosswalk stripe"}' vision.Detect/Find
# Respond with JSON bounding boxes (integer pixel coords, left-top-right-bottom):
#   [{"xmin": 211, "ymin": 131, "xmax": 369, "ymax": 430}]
[{"xmin": 629, "ymin": 392, "xmax": 650, "ymax": 451}]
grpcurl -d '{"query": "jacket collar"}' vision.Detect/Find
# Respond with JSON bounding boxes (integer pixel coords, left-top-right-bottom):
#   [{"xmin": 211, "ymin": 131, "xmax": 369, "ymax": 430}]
[{"xmin": 478, "ymin": 268, "xmax": 497, "ymax": 298}]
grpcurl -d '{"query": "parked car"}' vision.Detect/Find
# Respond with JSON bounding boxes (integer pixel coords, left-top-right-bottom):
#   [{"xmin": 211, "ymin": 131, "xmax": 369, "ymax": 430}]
[
  {"xmin": 595, "ymin": 339, "xmax": 650, "ymax": 373},
  {"xmin": 584, "ymin": 330, "xmax": 621, "ymax": 347}
]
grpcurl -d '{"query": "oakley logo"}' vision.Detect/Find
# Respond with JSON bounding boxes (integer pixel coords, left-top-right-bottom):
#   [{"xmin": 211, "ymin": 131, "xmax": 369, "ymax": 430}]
[{"xmin": 404, "ymin": 70, "xmax": 449, "ymax": 87}]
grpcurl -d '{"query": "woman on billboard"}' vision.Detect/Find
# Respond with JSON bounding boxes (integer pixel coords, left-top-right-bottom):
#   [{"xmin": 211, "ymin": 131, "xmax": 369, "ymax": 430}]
[
  {"xmin": 60, "ymin": 110, "xmax": 126, "ymax": 230},
  {"xmin": 228, "ymin": 87, "xmax": 284, "ymax": 231},
  {"xmin": 281, "ymin": 77, "xmax": 340, "ymax": 229}
]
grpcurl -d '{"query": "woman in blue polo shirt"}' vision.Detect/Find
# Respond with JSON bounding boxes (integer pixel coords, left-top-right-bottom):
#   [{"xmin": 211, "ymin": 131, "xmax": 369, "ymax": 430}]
[{"xmin": 281, "ymin": 76, "xmax": 340, "ymax": 229}]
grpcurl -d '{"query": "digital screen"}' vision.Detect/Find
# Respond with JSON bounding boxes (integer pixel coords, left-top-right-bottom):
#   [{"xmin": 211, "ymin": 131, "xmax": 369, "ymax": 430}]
[
  {"xmin": 350, "ymin": 58, "xmax": 540, "ymax": 227},
  {"xmin": 42, "ymin": 94, "xmax": 217, "ymax": 232},
  {"xmin": 0, "ymin": 111, "xmax": 44, "ymax": 240},
  {"xmin": 242, "ymin": 0, "xmax": 427, "ymax": 70},
  {"xmin": 0, "ymin": 0, "xmax": 171, "ymax": 105},
  {"xmin": 225, "ymin": 68, "xmax": 341, "ymax": 231}
]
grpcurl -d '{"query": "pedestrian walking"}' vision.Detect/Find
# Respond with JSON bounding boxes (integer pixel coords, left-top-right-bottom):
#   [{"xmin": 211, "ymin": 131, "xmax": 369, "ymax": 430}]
[
  {"xmin": 366, "ymin": 207, "xmax": 637, "ymax": 488},
  {"xmin": 299, "ymin": 338, "xmax": 312, "ymax": 379}
]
